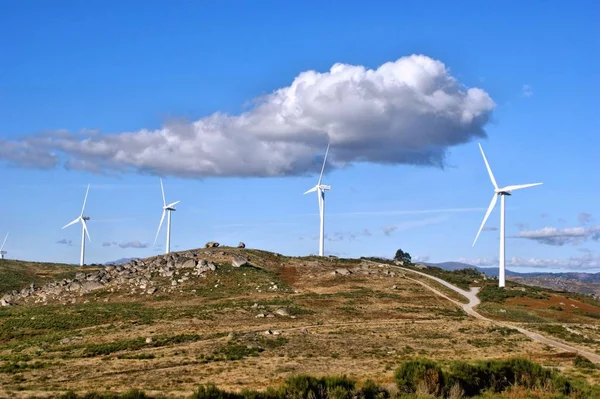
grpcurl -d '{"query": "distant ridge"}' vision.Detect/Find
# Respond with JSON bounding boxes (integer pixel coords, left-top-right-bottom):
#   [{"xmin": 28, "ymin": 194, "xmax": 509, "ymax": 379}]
[
  {"xmin": 423, "ymin": 261, "xmax": 600, "ymax": 282},
  {"xmin": 104, "ymin": 257, "xmax": 140, "ymax": 266}
]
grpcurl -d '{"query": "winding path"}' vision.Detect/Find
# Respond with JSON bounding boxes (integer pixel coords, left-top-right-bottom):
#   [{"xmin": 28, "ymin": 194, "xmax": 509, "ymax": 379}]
[{"xmin": 379, "ymin": 263, "xmax": 600, "ymax": 364}]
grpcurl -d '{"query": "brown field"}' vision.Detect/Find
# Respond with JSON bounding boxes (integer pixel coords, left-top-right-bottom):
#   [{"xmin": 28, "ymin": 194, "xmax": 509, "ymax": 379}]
[{"xmin": 1, "ymin": 248, "xmax": 599, "ymax": 397}]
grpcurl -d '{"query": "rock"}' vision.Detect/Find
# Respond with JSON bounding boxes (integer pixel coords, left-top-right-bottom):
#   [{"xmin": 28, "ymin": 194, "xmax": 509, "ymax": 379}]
[
  {"xmin": 334, "ymin": 268, "xmax": 352, "ymax": 276},
  {"xmin": 0, "ymin": 298, "xmax": 13, "ymax": 307},
  {"xmin": 147, "ymin": 287, "xmax": 157, "ymax": 295},
  {"xmin": 300, "ymin": 327, "xmax": 308, "ymax": 334},
  {"xmin": 145, "ymin": 337, "xmax": 153, "ymax": 344},
  {"xmin": 272, "ymin": 330, "xmax": 281, "ymax": 335},
  {"xmin": 251, "ymin": 303, "xmax": 259, "ymax": 308},
  {"xmin": 205, "ymin": 241, "xmax": 220, "ymax": 248},
  {"xmin": 392, "ymin": 285, "xmax": 398, "ymax": 290},
  {"xmin": 264, "ymin": 329, "xmax": 273, "ymax": 335},
  {"xmin": 237, "ymin": 242, "xmax": 246, "ymax": 248},
  {"xmin": 178, "ymin": 258, "xmax": 197, "ymax": 269},
  {"xmin": 232, "ymin": 256, "xmax": 249, "ymax": 268},
  {"xmin": 255, "ymin": 313, "xmax": 266, "ymax": 318},
  {"xmin": 81, "ymin": 281, "xmax": 103, "ymax": 293},
  {"xmin": 226, "ymin": 332, "xmax": 235, "ymax": 341},
  {"xmin": 274, "ymin": 308, "xmax": 290, "ymax": 317},
  {"xmin": 266, "ymin": 313, "xmax": 275, "ymax": 318}
]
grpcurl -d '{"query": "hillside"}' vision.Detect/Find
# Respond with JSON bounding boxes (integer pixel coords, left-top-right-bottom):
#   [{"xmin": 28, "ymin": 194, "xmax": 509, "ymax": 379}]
[
  {"xmin": 1, "ymin": 248, "xmax": 600, "ymax": 398},
  {"xmin": 425, "ymin": 261, "xmax": 600, "ymax": 298}
]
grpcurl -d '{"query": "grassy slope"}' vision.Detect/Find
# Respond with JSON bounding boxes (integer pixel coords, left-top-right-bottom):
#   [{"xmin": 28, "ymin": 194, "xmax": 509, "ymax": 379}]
[
  {"xmin": 0, "ymin": 249, "xmax": 598, "ymax": 397},
  {"xmin": 0, "ymin": 259, "xmax": 100, "ymax": 295}
]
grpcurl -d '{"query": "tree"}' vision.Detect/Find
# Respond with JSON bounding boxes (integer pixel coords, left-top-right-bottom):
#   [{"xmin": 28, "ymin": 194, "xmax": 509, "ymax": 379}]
[{"xmin": 394, "ymin": 249, "xmax": 412, "ymax": 264}]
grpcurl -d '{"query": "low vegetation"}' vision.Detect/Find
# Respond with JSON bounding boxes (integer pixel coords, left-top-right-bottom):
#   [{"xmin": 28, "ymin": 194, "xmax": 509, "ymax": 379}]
[{"xmin": 47, "ymin": 358, "xmax": 600, "ymax": 398}]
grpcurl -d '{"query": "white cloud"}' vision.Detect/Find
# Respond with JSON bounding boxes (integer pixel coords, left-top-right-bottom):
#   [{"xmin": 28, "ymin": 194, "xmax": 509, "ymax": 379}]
[
  {"xmin": 0, "ymin": 55, "xmax": 495, "ymax": 178},
  {"xmin": 511, "ymin": 225, "xmax": 600, "ymax": 246},
  {"xmin": 382, "ymin": 215, "xmax": 450, "ymax": 236},
  {"xmin": 117, "ymin": 241, "xmax": 148, "ymax": 249}
]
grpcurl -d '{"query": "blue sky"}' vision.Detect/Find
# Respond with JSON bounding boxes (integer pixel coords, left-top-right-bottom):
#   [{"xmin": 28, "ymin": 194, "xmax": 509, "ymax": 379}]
[{"xmin": 1, "ymin": 1, "xmax": 599, "ymax": 271}]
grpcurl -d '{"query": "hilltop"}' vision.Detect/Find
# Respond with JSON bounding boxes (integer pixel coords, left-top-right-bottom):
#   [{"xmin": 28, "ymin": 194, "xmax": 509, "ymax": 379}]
[{"xmin": 0, "ymin": 246, "xmax": 599, "ymax": 397}]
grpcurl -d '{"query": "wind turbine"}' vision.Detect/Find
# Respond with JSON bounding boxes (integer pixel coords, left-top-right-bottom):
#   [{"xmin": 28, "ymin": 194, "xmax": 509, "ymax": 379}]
[
  {"xmin": 0, "ymin": 232, "xmax": 8, "ymax": 259},
  {"xmin": 62, "ymin": 184, "xmax": 91, "ymax": 266},
  {"xmin": 472, "ymin": 143, "xmax": 542, "ymax": 288},
  {"xmin": 304, "ymin": 143, "xmax": 331, "ymax": 257},
  {"xmin": 153, "ymin": 178, "xmax": 180, "ymax": 254}
]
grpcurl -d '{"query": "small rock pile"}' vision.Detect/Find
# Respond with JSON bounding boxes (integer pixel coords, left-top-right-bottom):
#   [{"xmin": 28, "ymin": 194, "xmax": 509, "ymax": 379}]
[{"xmin": 1, "ymin": 252, "xmax": 220, "ymax": 307}]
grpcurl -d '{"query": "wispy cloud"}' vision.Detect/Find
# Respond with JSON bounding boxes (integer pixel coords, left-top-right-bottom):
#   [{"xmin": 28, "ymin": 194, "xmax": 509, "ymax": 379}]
[
  {"xmin": 511, "ymin": 225, "xmax": 600, "ymax": 246},
  {"xmin": 118, "ymin": 241, "xmax": 148, "ymax": 249},
  {"xmin": 482, "ymin": 226, "xmax": 498, "ymax": 231},
  {"xmin": 326, "ymin": 207, "xmax": 487, "ymax": 218},
  {"xmin": 382, "ymin": 215, "xmax": 450, "ymax": 236},
  {"xmin": 578, "ymin": 212, "xmax": 595, "ymax": 225},
  {"xmin": 522, "ymin": 84, "xmax": 533, "ymax": 98},
  {"xmin": 56, "ymin": 239, "xmax": 72, "ymax": 246}
]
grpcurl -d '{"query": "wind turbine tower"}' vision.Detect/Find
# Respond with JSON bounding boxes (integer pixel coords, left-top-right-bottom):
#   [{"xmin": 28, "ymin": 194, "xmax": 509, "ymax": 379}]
[
  {"xmin": 304, "ymin": 144, "xmax": 331, "ymax": 257},
  {"xmin": 62, "ymin": 184, "xmax": 92, "ymax": 266},
  {"xmin": 154, "ymin": 178, "xmax": 180, "ymax": 254},
  {"xmin": 472, "ymin": 143, "xmax": 542, "ymax": 288},
  {"xmin": 0, "ymin": 232, "xmax": 8, "ymax": 259}
]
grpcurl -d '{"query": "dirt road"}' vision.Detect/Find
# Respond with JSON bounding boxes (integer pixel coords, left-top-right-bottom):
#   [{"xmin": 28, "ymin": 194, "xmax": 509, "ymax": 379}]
[{"xmin": 388, "ymin": 264, "xmax": 600, "ymax": 364}]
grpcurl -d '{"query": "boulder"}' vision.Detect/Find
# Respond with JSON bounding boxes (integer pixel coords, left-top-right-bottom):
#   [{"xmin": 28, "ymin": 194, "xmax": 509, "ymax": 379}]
[
  {"xmin": 81, "ymin": 281, "xmax": 103, "ymax": 293},
  {"xmin": 274, "ymin": 308, "xmax": 290, "ymax": 317},
  {"xmin": 232, "ymin": 256, "xmax": 249, "ymax": 268},
  {"xmin": 333, "ymin": 268, "xmax": 352, "ymax": 276},
  {"xmin": 237, "ymin": 242, "xmax": 246, "ymax": 248},
  {"xmin": 205, "ymin": 241, "xmax": 220, "ymax": 248},
  {"xmin": 177, "ymin": 258, "xmax": 197, "ymax": 269},
  {"xmin": 147, "ymin": 287, "xmax": 157, "ymax": 295}
]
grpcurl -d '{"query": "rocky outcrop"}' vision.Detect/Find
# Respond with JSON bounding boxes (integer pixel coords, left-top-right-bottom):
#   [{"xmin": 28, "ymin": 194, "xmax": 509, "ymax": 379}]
[
  {"xmin": 205, "ymin": 242, "xmax": 220, "ymax": 248},
  {"xmin": 1, "ymin": 252, "xmax": 219, "ymax": 306},
  {"xmin": 237, "ymin": 242, "xmax": 246, "ymax": 248},
  {"xmin": 232, "ymin": 256, "xmax": 249, "ymax": 268}
]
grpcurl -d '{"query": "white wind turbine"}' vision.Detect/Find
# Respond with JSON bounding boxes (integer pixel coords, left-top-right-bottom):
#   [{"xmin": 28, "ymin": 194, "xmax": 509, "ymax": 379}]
[
  {"xmin": 304, "ymin": 143, "xmax": 331, "ymax": 257},
  {"xmin": 472, "ymin": 143, "xmax": 542, "ymax": 288},
  {"xmin": 153, "ymin": 178, "xmax": 180, "ymax": 254},
  {"xmin": 62, "ymin": 184, "xmax": 92, "ymax": 266},
  {"xmin": 0, "ymin": 232, "xmax": 9, "ymax": 259}
]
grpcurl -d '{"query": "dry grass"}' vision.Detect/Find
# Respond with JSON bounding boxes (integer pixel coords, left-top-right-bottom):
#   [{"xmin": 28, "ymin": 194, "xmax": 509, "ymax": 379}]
[{"xmin": 0, "ymin": 248, "xmax": 598, "ymax": 397}]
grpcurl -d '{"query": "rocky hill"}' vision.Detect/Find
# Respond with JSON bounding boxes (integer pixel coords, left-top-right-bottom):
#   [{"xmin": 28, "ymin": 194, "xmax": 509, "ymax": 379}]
[{"xmin": 1, "ymin": 245, "xmax": 599, "ymax": 397}]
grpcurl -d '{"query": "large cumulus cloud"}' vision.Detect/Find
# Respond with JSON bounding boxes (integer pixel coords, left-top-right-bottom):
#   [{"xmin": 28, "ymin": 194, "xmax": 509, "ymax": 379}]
[{"xmin": 0, "ymin": 54, "xmax": 495, "ymax": 178}]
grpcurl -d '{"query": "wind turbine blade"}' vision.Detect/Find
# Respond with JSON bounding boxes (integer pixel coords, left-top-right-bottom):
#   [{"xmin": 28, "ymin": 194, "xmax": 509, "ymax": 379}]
[
  {"xmin": 160, "ymin": 178, "xmax": 166, "ymax": 207},
  {"xmin": 0, "ymin": 233, "xmax": 8, "ymax": 251},
  {"xmin": 62, "ymin": 217, "xmax": 81, "ymax": 229},
  {"xmin": 472, "ymin": 194, "xmax": 498, "ymax": 247},
  {"xmin": 478, "ymin": 143, "xmax": 498, "ymax": 190},
  {"xmin": 166, "ymin": 200, "xmax": 180, "ymax": 208},
  {"xmin": 80, "ymin": 184, "xmax": 90, "ymax": 216},
  {"xmin": 317, "ymin": 143, "xmax": 330, "ymax": 186},
  {"xmin": 154, "ymin": 210, "xmax": 166, "ymax": 246},
  {"xmin": 82, "ymin": 219, "xmax": 91, "ymax": 242},
  {"xmin": 304, "ymin": 186, "xmax": 318, "ymax": 195},
  {"xmin": 502, "ymin": 183, "xmax": 543, "ymax": 192}
]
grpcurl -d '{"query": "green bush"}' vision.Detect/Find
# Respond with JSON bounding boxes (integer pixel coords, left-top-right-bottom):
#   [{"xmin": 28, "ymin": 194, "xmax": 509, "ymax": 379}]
[
  {"xmin": 573, "ymin": 355, "xmax": 597, "ymax": 369},
  {"xmin": 394, "ymin": 358, "xmax": 445, "ymax": 396}
]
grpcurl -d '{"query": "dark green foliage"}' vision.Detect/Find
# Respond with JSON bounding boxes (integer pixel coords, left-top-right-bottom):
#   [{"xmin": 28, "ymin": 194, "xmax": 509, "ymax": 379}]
[
  {"xmin": 395, "ymin": 357, "xmax": 576, "ymax": 397},
  {"xmin": 478, "ymin": 284, "xmax": 549, "ymax": 303},
  {"xmin": 393, "ymin": 249, "xmax": 411, "ymax": 264},
  {"xmin": 55, "ymin": 389, "xmax": 151, "ymax": 399},
  {"xmin": 394, "ymin": 358, "xmax": 445, "ymax": 396}
]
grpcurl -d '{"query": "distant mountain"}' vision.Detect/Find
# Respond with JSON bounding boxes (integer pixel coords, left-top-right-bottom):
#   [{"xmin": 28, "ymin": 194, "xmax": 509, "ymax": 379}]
[
  {"xmin": 104, "ymin": 257, "xmax": 140, "ymax": 266},
  {"xmin": 423, "ymin": 261, "xmax": 600, "ymax": 297}
]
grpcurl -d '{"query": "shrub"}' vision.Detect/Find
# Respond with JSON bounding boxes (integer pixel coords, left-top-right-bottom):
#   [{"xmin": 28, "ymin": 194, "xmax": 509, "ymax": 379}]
[
  {"xmin": 573, "ymin": 355, "xmax": 597, "ymax": 369},
  {"xmin": 394, "ymin": 358, "xmax": 445, "ymax": 396}
]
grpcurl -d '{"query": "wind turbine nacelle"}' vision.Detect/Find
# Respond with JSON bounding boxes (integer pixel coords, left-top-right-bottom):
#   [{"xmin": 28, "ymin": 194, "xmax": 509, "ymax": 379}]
[
  {"xmin": 319, "ymin": 185, "xmax": 331, "ymax": 191},
  {"xmin": 82, "ymin": 216, "xmax": 91, "ymax": 221},
  {"xmin": 494, "ymin": 190, "xmax": 512, "ymax": 196},
  {"xmin": 0, "ymin": 251, "xmax": 6, "ymax": 255}
]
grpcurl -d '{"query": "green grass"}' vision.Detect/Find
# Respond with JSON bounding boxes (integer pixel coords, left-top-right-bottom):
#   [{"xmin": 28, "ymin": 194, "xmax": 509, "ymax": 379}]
[{"xmin": 0, "ymin": 259, "xmax": 99, "ymax": 295}]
